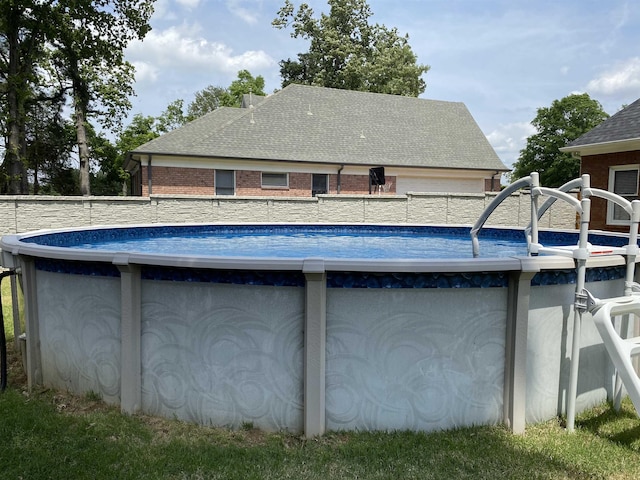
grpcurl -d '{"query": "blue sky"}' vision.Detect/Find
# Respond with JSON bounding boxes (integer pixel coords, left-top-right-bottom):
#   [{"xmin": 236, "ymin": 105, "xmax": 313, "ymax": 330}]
[{"xmin": 124, "ymin": 0, "xmax": 640, "ymax": 172}]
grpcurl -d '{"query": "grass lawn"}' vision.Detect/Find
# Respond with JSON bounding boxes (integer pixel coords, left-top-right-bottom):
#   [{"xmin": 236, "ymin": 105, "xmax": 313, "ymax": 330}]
[{"xmin": 2, "ymin": 278, "xmax": 640, "ymax": 479}]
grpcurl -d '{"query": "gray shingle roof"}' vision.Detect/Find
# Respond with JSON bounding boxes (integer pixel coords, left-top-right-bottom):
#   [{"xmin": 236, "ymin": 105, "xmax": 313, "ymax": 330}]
[
  {"xmin": 566, "ymin": 97, "xmax": 640, "ymax": 148},
  {"xmin": 132, "ymin": 84, "xmax": 507, "ymax": 171}
]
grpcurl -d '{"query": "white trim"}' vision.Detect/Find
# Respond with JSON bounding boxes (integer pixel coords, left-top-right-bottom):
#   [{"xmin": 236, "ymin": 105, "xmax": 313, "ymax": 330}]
[
  {"xmin": 560, "ymin": 138, "xmax": 640, "ymax": 157},
  {"xmin": 607, "ymin": 164, "xmax": 639, "ymax": 226}
]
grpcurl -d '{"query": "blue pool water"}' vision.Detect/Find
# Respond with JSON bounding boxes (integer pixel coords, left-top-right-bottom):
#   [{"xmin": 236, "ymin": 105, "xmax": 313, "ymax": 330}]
[
  {"xmin": 78, "ymin": 232, "xmax": 527, "ymax": 259},
  {"xmin": 22, "ymin": 225, "xmax": 586, "ymax": 260}
]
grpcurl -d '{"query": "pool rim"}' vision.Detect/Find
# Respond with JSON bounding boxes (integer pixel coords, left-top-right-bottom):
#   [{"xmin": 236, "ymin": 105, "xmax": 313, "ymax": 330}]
[{"xmin": 0, "ymin": 222, "xmax": 630, "ymax": 274}]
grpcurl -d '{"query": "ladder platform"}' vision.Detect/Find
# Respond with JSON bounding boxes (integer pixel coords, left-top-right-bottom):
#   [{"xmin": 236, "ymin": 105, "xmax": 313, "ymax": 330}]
[{"xmin": 532, "ymin": 244, "xmax": 628, "ymax": 258}]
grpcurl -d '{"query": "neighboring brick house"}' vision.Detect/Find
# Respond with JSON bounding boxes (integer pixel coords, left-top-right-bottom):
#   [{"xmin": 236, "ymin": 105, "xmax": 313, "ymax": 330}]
[
  {"xmin": 125, "ymin": 84, "xmax": 507, "ymax": 197},
  {"xmin": 561, "ymin": 98, "xmax": 640, "ymax": 232}
]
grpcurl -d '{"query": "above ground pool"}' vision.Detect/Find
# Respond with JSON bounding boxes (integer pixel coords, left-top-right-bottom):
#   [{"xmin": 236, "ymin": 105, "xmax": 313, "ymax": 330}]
[{"xmin": 1, "ymin": 223, "xmax": 636, "ymax": 436}]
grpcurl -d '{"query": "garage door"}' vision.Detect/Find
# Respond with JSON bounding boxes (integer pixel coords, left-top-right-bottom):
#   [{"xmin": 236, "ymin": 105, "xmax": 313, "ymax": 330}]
[{"xmin": 396, "ymin": 177, "xmax": 483, "ymax": 194}]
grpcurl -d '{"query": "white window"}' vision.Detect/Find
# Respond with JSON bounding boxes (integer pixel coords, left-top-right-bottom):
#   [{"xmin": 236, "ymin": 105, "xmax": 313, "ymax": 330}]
[
  {"xmin": 215, "ymin": 170, "xmax": 235, "ymax": 195},
  {"xmin": 607, "ymin": 165, "xmax": 639, "ymax": 225},
  {"xmin": 261, "ymin": 172, "xmax": 288, "ymax": 188}
]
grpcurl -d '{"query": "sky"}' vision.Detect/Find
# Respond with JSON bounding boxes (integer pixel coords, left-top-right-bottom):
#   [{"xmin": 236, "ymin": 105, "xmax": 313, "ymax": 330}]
[{"xmin": 124, "ymin": 0, "xmax": 640, "ymax": 173}]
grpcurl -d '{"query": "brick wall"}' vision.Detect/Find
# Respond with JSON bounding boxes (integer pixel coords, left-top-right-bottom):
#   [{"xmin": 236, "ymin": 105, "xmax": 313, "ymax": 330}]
[
  {"xmin": 581, "ymin": 151, "xmax": 640, "ymax": 232},
  {"xmin": 142, "ymin": 166, "xmax": 214, "ymax": 196},
  {"xmin": 141, "ymin": 166, "xmax": 399, "ymax": 196}
]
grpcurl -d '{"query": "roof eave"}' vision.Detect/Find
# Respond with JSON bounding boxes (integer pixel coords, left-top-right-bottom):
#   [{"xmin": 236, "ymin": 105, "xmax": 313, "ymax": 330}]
[
  {"xmin": 125, "ymin": 151, "xmax": 509, "ymax": 173},
  {"xmin": 560, "ymin": 137, "xmax": 640, "ymax": 156}
]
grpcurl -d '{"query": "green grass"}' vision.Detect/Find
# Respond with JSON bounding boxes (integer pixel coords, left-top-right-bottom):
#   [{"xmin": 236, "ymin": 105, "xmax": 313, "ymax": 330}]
[{"xmin": 2, "ymin": 279, "xmax": 640, "ymax": 478}]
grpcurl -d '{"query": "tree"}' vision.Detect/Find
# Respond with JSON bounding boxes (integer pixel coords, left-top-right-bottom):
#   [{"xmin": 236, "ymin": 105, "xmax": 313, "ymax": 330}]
[
  {"xmin": 511, "ymin": 93, "xmax": 609, "ymax": 187},
  {"xmin": 24, "ymin": 100, "xmax": 76, "ymax": 194},
  {"xmin": 186, "ymin": 70, "xmax": 266, "ymax": 121},
  {"xmin": 158, "ymin": 70, "xmax": 267, "ymax": 129},
  {"xmin": 186, "ymin": 86, "xmax": 232, "ymax": 120},
  {"xmin": 0, "ymin": 0, "xmax": 50, "ymax": 194},
  {"xmin": 156, "ymin": 99, "xmax": 188, "ymax": 133},
  {"xmin": 49, "ymin": 0, "xmax": 154, "ymax": 196},
  {"xmin": 272, "ymin": 0, "xmax": 429, "ymax": 96},
  {"xmin": 228, "ymin": 70, "xmax": 266, "ymax": 105}
]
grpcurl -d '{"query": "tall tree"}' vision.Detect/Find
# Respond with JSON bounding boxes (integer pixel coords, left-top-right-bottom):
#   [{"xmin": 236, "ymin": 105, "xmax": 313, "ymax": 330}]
[
  {"xmin": 511, "ymin": 93, "xmax": 609, "ymax": 187},
  {"xmin": 272, "ymin": 0, "xmax": 429, "ymax": 96},
  {"xmin": 0, "ymin": 0, "xmax": 50, "ymax": 193},
  {"xmin": 50, "ymin": 0, "xmax": 154, "ymax": 196},
  {"xmin": 24, "ymin": 100, "xmax": 75, "ymax": 194}
]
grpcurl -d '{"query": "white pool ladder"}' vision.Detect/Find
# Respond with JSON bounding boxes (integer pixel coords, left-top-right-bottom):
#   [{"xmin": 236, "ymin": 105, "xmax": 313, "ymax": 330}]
[
  {"xmin": 471, "ymin": 172, "xmax": 640, "ymax": 432},
  {"xmin": 580, "ymin": 290, "xmax": 640, "ymax": 416}
]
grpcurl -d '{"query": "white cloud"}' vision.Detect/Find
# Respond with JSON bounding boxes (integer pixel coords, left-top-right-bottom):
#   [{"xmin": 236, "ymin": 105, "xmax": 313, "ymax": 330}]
[
  {"xmin": 149, "ymin": 0, "xmax": 174, "ymax": 20},
  {"xmin": 176, "ymin": 0, "xmax": 201, "ymax": 8},
  {"xmin": 226, "ymin": 0, "xmax": 261, "ymax": 25},
  {"xmin": 586, "ymin": 57, "xmax": 640, "ymax": 97},
  {"xmin": 486, "ymin": 122, "xmax": 536, "ymax": 169},
  {"xmin": 132, "ymin": 61, "xmax": 159, "ymax": 83},
  {"xmin": 126, "ymin": 24, "xmax": 275, "ymax": 80}
]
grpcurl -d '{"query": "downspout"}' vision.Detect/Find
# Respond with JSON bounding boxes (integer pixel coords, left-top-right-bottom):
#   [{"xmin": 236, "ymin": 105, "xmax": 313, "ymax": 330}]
[
  {"xmin": 337, "ymin": 165, "xmax": 344, "ymax": 194},
  {"xmin": 147, "ymin": 155, "xmax": 153, "ymax": 196}
]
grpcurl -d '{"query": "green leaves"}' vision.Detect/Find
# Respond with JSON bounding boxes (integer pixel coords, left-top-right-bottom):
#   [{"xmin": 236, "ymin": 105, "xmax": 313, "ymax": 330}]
[
  {"xmin": 511, "ymin": 93, "xmax": 609, "ymax": 187},
  {"xmin": 273, "ymin": 0, "xmax": 429, "ymax": 96}
]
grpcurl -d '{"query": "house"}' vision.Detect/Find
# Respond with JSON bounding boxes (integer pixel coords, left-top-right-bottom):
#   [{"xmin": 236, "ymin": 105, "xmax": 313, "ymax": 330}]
[
  {"xmin": 125, "ymin": 84, "xmax": 508, "ymax": 197},
  {"xmin": 561, "ymin": 98, "xmax": 640, "ymax": 232}
]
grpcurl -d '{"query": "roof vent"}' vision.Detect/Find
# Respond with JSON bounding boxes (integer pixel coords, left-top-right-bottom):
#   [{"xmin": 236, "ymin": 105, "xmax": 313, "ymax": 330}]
[
  {"xmin": 250, "ymin": 111, "xmax": 255, "ymax": 124},
  {"xmin": 307, "ymin": 104, "xmax": 313, "ymax": 116}
]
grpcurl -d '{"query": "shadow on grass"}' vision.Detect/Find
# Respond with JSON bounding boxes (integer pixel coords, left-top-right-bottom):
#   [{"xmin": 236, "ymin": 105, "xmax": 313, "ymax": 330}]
[{"xmin": 575, "ymin": 399, "xmax": 640, "ymax": 451}]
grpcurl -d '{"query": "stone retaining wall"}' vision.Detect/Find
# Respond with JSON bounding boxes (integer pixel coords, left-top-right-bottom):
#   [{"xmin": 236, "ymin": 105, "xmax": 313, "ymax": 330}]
[{"xmin": 0, "ymin": 191, "xmax": 577, "ymax": 235}]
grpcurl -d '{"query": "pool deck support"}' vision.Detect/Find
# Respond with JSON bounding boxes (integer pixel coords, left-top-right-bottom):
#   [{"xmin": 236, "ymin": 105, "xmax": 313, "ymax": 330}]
[
  {"xmin": 503, "ymin": 265, "xmax": 537, "ymax": 434},
  {"xmin": 114, "ymin": 256, "xmax": 142, "ymax": 415},
  {"xmin": 303, "ymin": 259, "xmax": 327, "ymax": 438}
]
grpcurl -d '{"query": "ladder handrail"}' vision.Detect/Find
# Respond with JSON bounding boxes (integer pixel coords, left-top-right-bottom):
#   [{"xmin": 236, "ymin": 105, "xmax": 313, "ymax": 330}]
[{"xmin": 471, "ymin": 176, "xmax": 532, "ymax": 257}]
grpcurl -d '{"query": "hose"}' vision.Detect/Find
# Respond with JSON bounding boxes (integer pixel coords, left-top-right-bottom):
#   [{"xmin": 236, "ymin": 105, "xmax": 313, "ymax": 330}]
[{"xmin": 0, "ymin": 269, "xmax": 16, "ymax": 392}]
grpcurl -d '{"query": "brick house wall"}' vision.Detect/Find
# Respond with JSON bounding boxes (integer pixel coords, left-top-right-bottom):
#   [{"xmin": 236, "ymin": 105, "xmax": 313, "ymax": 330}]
[
  {"xmin": 581, "ymin": 150, "xmax": 640, "ymax": 232},
  {"xmin": 484, "ymin": 177, "xmax": 502, "ymax": 192},
  {"xmin": 140, "ymin": 166, "xmax": 398, "ymax": 196}
]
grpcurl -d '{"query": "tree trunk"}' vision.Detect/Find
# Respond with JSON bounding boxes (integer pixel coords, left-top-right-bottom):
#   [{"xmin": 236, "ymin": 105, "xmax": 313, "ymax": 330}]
[
  {"xmin": 74, "ymin": 87, "xmax": 91, "ymax": 196},
  {"xmin": 5, "ymin": 6, "xmax": 25, "ymax": 194}
]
